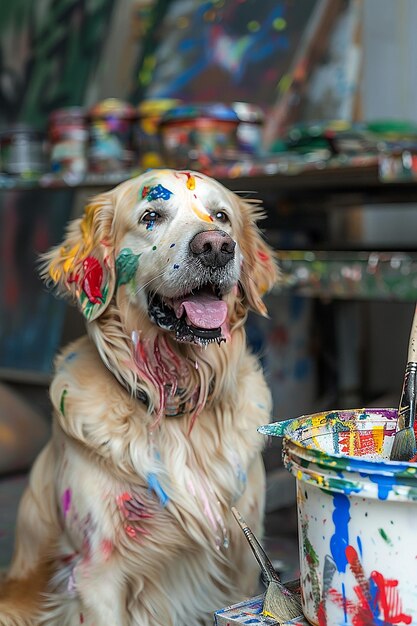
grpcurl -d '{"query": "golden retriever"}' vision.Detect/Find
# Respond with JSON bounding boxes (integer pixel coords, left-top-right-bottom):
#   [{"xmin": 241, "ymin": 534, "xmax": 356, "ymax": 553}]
[{"xmin": 0, "ymin": 169, "xmax": 278, "ymax": 626}]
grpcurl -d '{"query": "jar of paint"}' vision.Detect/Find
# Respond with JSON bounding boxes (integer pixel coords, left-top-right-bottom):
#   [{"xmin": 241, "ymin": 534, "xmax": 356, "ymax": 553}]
[
  {"xmin": 87, "ymin": 98, "xmax": 137, "ymax": 174},
  {"xmin": 48, "ymin": 107, "xmax": 88, "ymax": 181},
  {"xmin": 0, "ymin": 125, "xmax": 47, "ymax": 178},
  {"xmin": 159, "ymin": 103, "xmax": 240, "ymax": 170},
  {"xmin": 260, "ymin": 408, "xmax": 417, "ymax": 625},
  {"xmin": 232, "ymin": 102, "xmax": 265, "ymax": 155},
  {"xmin": 135, "ymin": 99, "xmax": 181, "ymax": 169}
]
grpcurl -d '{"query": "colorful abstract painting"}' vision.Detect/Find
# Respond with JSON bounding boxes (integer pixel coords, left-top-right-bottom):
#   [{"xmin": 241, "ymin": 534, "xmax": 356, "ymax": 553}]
[{"xmin": 133, "ymin": 0, "xmax": 322, "ymax": 106}]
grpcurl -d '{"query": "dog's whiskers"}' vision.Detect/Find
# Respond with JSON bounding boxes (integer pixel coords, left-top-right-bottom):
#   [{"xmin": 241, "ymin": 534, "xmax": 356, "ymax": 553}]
[
  {"xmin": 232, "ymin": 190, "xmax": 259, "ymax": 198},
  {"xmin": 239, "ymin": 266, "xmax": 261, "ymax": 289},
  {"xmin": 135, "ymin": 272, "xmax": 167, "ymax": 296}
]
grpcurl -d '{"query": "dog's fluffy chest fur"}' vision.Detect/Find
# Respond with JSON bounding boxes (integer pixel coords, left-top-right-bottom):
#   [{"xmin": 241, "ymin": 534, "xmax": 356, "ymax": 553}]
[{"xmin": 40, "ymin": 335, "xmax": 271, "ymax": 625}]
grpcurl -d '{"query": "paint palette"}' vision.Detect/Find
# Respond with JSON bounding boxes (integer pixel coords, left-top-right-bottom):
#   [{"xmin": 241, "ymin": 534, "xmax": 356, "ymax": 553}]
[
  {"xmin": 260, "ymin": 408, "xmax": 417, "ymax": 625},
  {"xmin": 214, "ymin": 594, "xmax": 309, "ymax": 625}
]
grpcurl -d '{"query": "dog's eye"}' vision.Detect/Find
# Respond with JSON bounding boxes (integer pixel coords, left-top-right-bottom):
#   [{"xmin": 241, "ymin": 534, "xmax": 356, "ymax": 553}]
[
  {"xmin": 141, "ymin": 210, "xmax": 161, "ymax": 225},
  {"xmin": 213, "ymin": 210, "xmax": 229, "ymax": 223}
]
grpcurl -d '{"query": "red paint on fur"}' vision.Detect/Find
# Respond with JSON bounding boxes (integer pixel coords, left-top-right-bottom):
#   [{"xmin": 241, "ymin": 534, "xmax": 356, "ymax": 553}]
[
  {"xmin": 81, "ymin": 256, "xmax": 103, "ymax": 304},
  {"xmin": 117, "ymin": 492, "xmax": 153, "ymax": 521},
  {"xmin": 67, "ymin": 256, "xmax": 104, "ymax": 304},
  {"xmin": 132, "ymin": 333, "xmax": 205, "ymax": 430},
  {"xmin": 257, "ymin": 249, "xmax": 270, "ymax": 263},
  {"xmin": 100, "ymin": 539, "xmax": 113, "ymax": 560}
]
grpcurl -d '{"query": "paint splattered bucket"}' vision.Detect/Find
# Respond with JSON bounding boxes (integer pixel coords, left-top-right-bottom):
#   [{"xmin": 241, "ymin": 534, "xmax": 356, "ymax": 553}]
[
  {"xmin": 87, "ymin": 98, "xmax": 137, "ymax": 173},
  {"xmin": 231, "ymin": 102, "xmax": 265, "ymax": 155},
  {"xmin": 48, "ymin": 107, "xmax": 88, "ymax": 181},
  {"xmin": 135, "ymin": 98, "xmax": 181, "ymax": 169},
  {"xmin": 259, "ymin": 409, "xmax": 417, "ymax": 625},
  {"xmin": 159, "ymin": 102, "xmax": 240, "ymax": 171}
]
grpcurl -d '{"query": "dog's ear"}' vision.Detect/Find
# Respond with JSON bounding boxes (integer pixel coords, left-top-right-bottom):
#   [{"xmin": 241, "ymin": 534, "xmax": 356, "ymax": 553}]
[
  {"xmin": 40, "ymin": 192, "xmax": 116, "ymax": 321},
  {"xmin": 238, "ymin": 200, "xmax": 279, "ymax": 317}
]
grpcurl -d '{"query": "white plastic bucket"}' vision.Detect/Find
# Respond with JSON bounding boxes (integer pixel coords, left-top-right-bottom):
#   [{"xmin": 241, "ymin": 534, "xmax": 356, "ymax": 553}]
[{"xmin": 259, "ymin": 408, "xmax": 417, "ymax": 625}]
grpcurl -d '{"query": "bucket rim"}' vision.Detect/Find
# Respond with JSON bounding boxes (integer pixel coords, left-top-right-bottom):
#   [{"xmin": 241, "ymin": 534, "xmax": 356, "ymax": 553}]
[{"xmin": 258, "ymin": 407, "xmax": 417, "ymax": 474}]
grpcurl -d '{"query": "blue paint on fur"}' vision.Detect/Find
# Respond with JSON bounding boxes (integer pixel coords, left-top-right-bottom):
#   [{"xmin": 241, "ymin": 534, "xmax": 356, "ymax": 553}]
[
  {"xmin": 147, "ymin": 184, "xmax": 173, "ymax": 201},
  {"xmin": 147, "ymin": 473, "xmax": 169, "ymax": 507}
]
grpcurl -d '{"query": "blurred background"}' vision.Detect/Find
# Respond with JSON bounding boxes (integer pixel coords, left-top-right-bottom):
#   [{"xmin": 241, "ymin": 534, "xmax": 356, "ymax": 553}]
[{"xmin": 1, "ymin": 0, "xmax": 417, "ymax": 584}]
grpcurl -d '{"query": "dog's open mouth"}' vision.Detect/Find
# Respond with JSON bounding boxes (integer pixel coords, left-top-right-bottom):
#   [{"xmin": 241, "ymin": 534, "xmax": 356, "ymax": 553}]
[{"xmin": 148, "ymin": 286, "xmax": 229, "ymax": 346}]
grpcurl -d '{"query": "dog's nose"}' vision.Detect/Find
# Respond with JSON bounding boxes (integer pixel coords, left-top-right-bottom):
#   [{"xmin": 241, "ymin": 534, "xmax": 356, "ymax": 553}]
[{"xmin": 189, "ymin": 230, "xmax": 236, "ymax": 268}]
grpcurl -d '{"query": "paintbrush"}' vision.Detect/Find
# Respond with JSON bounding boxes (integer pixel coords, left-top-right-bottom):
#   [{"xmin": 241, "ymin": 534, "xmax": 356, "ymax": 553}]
[
  {"xmin": 390, "ymin": 305, "xmax": 417, "ymax": 461},
  {"xmin": 231, "ymin": 506, "xmax": 303, "ymax": 621}
]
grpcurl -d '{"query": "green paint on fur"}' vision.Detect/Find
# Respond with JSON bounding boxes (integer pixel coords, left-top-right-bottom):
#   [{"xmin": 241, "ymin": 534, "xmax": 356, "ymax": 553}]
[
  {"xmin": 115, "ymin": 248, "xmax": 140, "ymax": 287},
  {"xmin": 81, "ymin": 283, "xmax": 109, "ymax": 320},
  {"xmin": 60, "ymin": 389, "xmax": 68, "ymax": 416}
]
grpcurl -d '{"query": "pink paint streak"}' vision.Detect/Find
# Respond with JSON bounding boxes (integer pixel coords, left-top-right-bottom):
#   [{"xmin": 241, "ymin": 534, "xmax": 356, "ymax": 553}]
[
  {"xmin": 100, "ymin": 539, "xmax": 113, "ymax": 561},
  {"xmin": 117, "ymin": 491, "xmax": 153, "ymax": 539},
  {"xmin": 132, "ymin": 334, "xmax": 208, "ymax": 432},
  {"xmin": 62, "ymin": 488, "xmax": 72, "ymax": 518}
]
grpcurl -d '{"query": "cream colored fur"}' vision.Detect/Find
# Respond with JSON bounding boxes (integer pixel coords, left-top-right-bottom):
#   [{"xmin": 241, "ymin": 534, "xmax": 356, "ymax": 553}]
[{"xmin": 0, "ymin": 170, "xmax": 278, "ymax": 626}]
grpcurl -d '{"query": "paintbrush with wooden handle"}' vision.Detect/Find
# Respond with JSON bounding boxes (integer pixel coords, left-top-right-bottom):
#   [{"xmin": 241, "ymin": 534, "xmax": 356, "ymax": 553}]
[
  {"xmin": 390, "ymin": 305, "xmax": 417, "ymax": 461},
  {"xmin": 231, "ymin": 506, "xmax": 303, "ymax": 621}
]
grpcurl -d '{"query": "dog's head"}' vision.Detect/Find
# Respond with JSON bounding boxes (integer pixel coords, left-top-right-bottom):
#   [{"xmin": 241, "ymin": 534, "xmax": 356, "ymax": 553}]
[{"xmin": 42, "ymin": 170, "xmax": 278, "ymax": 347}]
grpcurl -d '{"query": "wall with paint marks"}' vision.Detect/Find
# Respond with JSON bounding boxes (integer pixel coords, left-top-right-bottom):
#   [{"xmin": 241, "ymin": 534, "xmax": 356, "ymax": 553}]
[{"xmin": 247, "ymin": 293, "xmax": 316, "ymax": 423}]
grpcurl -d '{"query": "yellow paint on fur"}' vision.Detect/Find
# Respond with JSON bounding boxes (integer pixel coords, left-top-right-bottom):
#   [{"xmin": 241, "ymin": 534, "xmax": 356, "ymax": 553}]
[
  {"xmin": 49, "ymin": 202, "xmax": 100, "ymax": 283},
  {"xmin": 49, "ymin": 263, "xmax": 62, "ymax": 282},
  {"xmin": 62, "ymin": 244, "xmax": 81, "ymax": 273},
  {"xmin": 80, "ymin": 204, "xmax": 98, "ymax": 254},
  {"xmin": 186, "ymin": 174, "xmax": 196, "ymax": 190},
  {"xmin": 191, "ymin": 202, "xmax": 214, "ymax": 223},
  {"xmin": 49, "ymin": 243, "xmax": 81, "ymax": 282}
]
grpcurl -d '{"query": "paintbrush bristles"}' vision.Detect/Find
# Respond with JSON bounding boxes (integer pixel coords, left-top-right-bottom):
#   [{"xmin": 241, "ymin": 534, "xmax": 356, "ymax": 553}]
[
  {"xmin": 231, "ymin": 506, "xmax": 304, "ymax": 621},
  {"xmin": 390, "ymin": 428, "xmax": 417, "ymax": 462},
  {"xmin": 391, "ymin": 307, "xmax": 417, "ymax": 462},
  {"xmin": 391, "ymin": 361, "xmax": 417, "ymax": 461},
  {"xmin": 263, "ymin": 582, "xmax": 304, "ymax": 621}
]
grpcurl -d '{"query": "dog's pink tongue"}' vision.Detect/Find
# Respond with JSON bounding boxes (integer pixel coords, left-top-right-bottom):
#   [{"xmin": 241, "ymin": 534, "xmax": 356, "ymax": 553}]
[{"xmin": 175, "ymin": 293, "xmax": 228, "ymax": 329}]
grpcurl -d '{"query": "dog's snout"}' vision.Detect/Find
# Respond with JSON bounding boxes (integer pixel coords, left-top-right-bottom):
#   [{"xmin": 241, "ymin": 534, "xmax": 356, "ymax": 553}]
[{"xmin": 189, "ymin": 230, "xmax": 236, "ymax": 268}]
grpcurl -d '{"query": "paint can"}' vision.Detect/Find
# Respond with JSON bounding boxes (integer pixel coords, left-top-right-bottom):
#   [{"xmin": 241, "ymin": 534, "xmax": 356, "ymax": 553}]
[
  {"xmin": 135, "ymin": 98, "xmax": 181, "ymax": 169},
  {"xmin": 159, "ymin": 102, "xmax": 240, "ymax": 170},
  {"xmin": 232, "ymin": 102, "xmax": 265, "ymax": 155},
  {"xmin": 0, "ymin": 125, "xmax": 47, "ymax": 178},
  {"xmin": 87, "ymin": 98, "xmax": 137, "ymax": 174},
  {"xmin": 259, "ymin": 408, "xmax": 417, "ymax": 625},
  {"xmin": 48, "ymin": 107, "xmax": 88, "ymax": 181}
]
